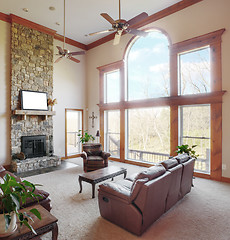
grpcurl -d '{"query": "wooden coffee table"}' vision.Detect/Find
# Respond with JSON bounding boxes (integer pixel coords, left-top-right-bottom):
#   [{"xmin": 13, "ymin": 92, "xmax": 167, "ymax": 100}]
[
  {"xmin": 79, "ymin": 166, "xmax": 127, "ymax": 198},
  {"xmin": 2, "ymin": 204, "xmax": 58, "ymax": 240}
]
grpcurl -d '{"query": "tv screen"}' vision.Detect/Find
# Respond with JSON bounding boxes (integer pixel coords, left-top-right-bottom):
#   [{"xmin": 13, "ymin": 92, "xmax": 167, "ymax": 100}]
[{"xmin": 21, "ymin": 90, "xmax": 48, "ymax": 111}]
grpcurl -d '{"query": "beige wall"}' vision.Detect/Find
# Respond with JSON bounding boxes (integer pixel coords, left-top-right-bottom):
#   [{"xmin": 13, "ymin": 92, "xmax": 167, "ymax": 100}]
[
  {"xmin": 86, "ymin": 0, "xmax": 230, "ymax": 178},
  {"xmin": 53, "ymin": 39, "xmax": 86, "ymax": 157},
  {"xmin": 0, "ymin": 21, "xmax": 11, "ymax": 166}
]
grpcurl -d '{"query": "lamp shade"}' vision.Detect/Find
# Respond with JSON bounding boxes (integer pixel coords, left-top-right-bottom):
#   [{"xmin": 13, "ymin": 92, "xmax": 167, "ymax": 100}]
[{"xmin": 96, "ymin": 130, "xmax": 100, "ymax": 137}]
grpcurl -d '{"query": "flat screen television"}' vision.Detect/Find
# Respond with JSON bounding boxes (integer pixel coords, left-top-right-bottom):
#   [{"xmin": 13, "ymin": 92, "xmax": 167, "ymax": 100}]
[{"xmin": 21, "ymin": 90, "xmax": 48, "ymax": 111}]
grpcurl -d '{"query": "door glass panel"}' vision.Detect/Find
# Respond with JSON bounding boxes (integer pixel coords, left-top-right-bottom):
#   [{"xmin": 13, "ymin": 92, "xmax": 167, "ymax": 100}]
[
  {"xmin": 104, "ymin": 110, "xmax": 120, "ymax": 158},
  {"xmin": 179, "ymin": 105, "xmax": 210, "ymax": 173},
  {"xmin": 66, "ymin": 109, "xmax": 82, "ymax": 156},
  {"xmin": 126, "ymin": 107, "xmax": 170, "ymax": 163}
]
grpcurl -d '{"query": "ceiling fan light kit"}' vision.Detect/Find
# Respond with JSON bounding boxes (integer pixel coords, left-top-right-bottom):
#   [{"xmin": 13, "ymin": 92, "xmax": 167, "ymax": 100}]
[
  {"xmin": 88, "ymin": 0, "xmax": 149, "ymax": 45},
  {"xmin": 55, "ymin": 0, "xmax": 85, "ymax": 64}
]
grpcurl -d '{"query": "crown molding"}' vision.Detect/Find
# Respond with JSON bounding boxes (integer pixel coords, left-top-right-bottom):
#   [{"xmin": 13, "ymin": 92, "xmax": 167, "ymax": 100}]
[{"xmin": 10, "ymin": 14, "xmax": 57, "ymax": 36}]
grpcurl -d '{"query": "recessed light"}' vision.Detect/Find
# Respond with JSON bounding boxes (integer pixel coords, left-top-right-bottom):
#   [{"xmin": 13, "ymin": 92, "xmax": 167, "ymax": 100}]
[
  {"xmin": 22, "ymin": 8, "xmax": 29, "ymax": 13},
  {"xmin": 55, "ymin": 22, "xmax": 60, "ymax": 26},
  {"xmin": 49, "ymin": 6, "xmax": 55, "ymax": 11}
]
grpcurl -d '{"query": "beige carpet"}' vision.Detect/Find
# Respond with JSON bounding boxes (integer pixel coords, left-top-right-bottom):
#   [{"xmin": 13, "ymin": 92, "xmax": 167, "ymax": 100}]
[{"xmin": 25, "ymin": 160, "xmax": 230, "ymax": 240}]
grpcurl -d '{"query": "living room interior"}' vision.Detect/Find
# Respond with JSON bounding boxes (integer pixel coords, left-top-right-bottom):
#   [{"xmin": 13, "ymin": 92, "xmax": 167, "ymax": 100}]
[{"xmin": 0, "ymin": 0, "xmax": 230, "ymax": 239}]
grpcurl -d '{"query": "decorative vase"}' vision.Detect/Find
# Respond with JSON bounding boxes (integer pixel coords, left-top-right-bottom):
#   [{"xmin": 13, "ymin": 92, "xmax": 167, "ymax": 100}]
[{"xmin": 0, "ymin": 212, "xmax": 17, "ymax": 237}]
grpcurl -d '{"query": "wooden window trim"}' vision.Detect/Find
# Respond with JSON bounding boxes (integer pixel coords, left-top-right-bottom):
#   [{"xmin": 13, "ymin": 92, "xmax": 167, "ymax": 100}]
[{"xmin": 98, "ymin": 29, "xmax": 226, "ymax": 181}]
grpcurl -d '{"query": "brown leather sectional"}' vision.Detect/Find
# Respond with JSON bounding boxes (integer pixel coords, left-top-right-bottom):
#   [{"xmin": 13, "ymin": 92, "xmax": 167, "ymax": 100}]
[
  {"xmin": 98, "ymin": 154, "xmax": 195, "ymax": 236},
  {"xmin": 0, "ymin": 166, "xmax": 51, "ymax": 212}
]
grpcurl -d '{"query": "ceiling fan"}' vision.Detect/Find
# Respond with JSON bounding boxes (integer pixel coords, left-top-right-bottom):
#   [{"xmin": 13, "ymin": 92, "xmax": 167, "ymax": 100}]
[
  {"xmin": 55, "ymin": 0, "xmax": 85, "ymax": 63},
  {"xmin": 87, "ymin": 0, "xmax": 149, "ymax": 45}
]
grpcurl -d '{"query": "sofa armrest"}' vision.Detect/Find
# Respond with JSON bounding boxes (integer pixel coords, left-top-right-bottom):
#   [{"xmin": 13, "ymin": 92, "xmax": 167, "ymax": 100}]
[
  {"xmin": 80, "ymin": 151, "xmax": 87, "ymax": 160},
  {"xmin": 99, "ymin": 182, "xmax": 131, "ymax": 203}
]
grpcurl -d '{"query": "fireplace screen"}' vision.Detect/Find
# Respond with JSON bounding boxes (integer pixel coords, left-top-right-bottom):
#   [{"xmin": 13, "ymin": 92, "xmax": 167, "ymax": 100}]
[{"xmin": 21, "ymin": 135, "xmax": 46, "ymax": 158}]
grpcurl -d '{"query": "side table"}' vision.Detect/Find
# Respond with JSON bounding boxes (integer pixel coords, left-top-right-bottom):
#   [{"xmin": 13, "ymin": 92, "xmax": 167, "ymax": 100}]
[{"xmin": 1, "ymin": 204, "xmax": 58, "ymax": 240}]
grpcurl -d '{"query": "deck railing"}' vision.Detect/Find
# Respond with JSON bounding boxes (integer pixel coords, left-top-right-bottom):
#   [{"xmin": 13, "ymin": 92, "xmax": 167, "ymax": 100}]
[{"xmin": 106, "ymin": 133, "xmax": 210, "ymax": 173}]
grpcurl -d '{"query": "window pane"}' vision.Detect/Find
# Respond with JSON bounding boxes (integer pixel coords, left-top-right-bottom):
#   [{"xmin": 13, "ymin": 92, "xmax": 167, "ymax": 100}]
[
  {"xmin": 66, "ymin": 110, "xmax": 82, "ymax": 156},
  {"xmin": 104, "ymin": 110, "xmax": 120, "ymax": 158},
  {"xmin": 179, "ymin": 47, "xmax": 210, "ymax": 95},
  {"xmin": 179, "ymin": 105, "xmax": 210, "ymax": 173},
  {"xmin": 126, "ymin": 107, "xmax": 170, "ymax": 163},
  {"xmin": 127, "ymin": 31, "xmax": 170, "ymax": 101},
  {"xmin": 104, "ymin": 70, "xmax": 120, "ymax": 103}
]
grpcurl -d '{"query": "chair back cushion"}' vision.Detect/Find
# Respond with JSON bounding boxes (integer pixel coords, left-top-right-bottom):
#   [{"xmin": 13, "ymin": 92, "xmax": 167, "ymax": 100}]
[{"xmin": 83, "ymin": 143, "xmax": 102, "ymax": 156}]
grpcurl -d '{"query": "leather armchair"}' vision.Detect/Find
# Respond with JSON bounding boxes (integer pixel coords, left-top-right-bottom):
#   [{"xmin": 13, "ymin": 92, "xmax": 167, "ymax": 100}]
[{"xmin": 80, "ymin": 143, "xmax": 111, "ymax": 172}]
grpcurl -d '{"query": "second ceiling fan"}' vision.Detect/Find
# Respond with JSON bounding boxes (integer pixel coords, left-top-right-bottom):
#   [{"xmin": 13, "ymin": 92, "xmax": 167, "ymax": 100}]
[
  {"xmin": 88, "ymin": 0, "xmax": 149, "ymax": 45},
  {"xmin": 55, "ymin": 0, "xmax": 85, "ymax": 64}
]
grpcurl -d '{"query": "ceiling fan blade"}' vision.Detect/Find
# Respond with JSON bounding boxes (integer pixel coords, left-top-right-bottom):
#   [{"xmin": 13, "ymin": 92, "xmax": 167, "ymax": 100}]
[
  {"xmin": 69, "ymin": 57, "xmax": 80, "ymax": 63},
  {"xmin": 101, "ymin": 13, "xmax": 116, "ymax": 25},
  {"xmin": 127, "ymin": 12, "xmax": 148, "ymax": 26},
  {"xmin": 88, "ymin": 29, "xmax": 115, "ymax": 36},
  {"xmin": 69, "ymin": 51, "xmax": 85, "ymax": 56},
  {"xmin": 56, "ymin": 46, "xmax": 64, "ymax": 54},
  {"xmin": 54, "ymin": 56, "xmax": 63, "ymax": 63},
  {"xmin": 113, "ymin": 31, "xmax": 122, "ymax": 45},
  {"xmin": 127, "ymin": 28, "xmax": 148, "ymax": 37}
]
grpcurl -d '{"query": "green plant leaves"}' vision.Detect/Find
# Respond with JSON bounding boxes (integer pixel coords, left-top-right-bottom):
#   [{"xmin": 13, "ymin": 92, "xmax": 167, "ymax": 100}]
[{"xmin": 30, "ymin": 208, "xmax": 41, "ymax": 220}]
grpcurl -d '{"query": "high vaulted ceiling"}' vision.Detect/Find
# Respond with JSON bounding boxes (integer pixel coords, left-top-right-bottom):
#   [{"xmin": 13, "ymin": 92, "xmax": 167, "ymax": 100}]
[{"xmin": 0, "ymin": 0, "xmax": 182, "ymax": 45}]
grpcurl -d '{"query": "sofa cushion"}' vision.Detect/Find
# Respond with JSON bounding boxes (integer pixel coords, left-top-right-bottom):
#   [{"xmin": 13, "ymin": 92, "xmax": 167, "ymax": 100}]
[
  {"xmin": 134, "ymin": 165, "xmax": 166, "ymax": 182},
  {"xmin": 130, "ymin": 178, "xmax": 148, "ymax": 202},
  {"xmin": 161, "ymin": 158, "xmax": 178, "ymax": 170},
  {"xmin": 87, "ymin": 156, "xmax": 104, "ymax": 162},
  {"xmin": 83, "ymin": 143, "xmax": 102, "ymax": 156},
  {"xmin": 175, "ymin": 154, "xmax": 191, "ymax": 163}
]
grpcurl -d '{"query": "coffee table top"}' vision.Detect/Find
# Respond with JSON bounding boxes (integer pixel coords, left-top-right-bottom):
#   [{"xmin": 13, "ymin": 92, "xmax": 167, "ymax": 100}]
[{"xmin": 79, "ymin": 165, "xmax": 126, "ymax": 181}]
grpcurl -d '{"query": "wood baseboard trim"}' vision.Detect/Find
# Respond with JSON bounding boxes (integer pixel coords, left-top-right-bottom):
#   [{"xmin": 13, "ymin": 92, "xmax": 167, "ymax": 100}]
[{"xmin": 221, "ymin": 177, "xmax": 230, "ymax": 183}]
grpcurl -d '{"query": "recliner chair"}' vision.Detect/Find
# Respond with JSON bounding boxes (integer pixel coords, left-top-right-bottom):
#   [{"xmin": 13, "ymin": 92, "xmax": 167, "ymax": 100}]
[{"xmin": 80, "ymin": 143, "xmax": 111, "ymax": 172}]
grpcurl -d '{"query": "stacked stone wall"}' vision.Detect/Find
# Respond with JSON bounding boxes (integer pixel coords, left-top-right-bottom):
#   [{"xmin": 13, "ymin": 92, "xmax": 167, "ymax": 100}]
[{"xmin": 11, "ymin": 22, "xmax": 54, "ymax": 156}]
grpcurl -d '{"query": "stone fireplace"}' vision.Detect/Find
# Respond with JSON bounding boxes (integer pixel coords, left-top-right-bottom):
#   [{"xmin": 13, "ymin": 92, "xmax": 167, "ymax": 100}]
[{"xmin": 10, "ymin": 22, "xmax": 60, "ymax": 173}]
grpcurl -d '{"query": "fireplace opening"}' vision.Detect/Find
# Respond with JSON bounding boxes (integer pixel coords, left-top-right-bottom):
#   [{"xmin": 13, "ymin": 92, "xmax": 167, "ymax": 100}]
[{"xmin": 21, "ymin": 135, "xmax": 46, "ymax": 158}]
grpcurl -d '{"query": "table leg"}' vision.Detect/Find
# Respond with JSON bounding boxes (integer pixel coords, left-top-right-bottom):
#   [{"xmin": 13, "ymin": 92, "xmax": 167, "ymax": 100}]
[
  {"xmin": 123, "ymin": 170, "xmax": 127, "ymax": 179},
  {"xmin": 92, "ymin": 183, "xmax": 96, "ymax": 198},
  {"xmin": 79, "ymin": 176, "xmax": 83, "ymax": 193},
  {"xmin": 52, "ymin": 222, "xmax": 58, "ymax": 240}
]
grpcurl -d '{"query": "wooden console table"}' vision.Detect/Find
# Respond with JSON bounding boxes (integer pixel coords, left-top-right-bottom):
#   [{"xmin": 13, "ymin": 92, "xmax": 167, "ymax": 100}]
[
  {"xmin": 79, "ymin": 166, "xmax": 127, "ymax": 198},
  {"xmin": 1, "ymin": 205, "xmax": 58, "ymax": 240}
]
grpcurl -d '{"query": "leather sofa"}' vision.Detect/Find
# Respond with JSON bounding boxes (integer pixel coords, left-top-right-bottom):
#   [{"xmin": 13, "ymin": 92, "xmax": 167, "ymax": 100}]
[
  {"xmin": 98, "ymin": 154, "xmax": 195, "ymax": 236},
  {"xmin": 0, "ymin": 166, "xmax": 51, "ymax": 211}
]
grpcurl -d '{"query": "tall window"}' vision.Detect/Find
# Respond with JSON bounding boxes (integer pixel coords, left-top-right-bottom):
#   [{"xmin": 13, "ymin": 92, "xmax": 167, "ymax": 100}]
[
  {"xmin": 99, "ymin": 29, "xmax": 224, "ymax": 181},
  {"xmin": 126, "ymin": 107, "xmax": 170, "ymax": 163},
  {"xmin": 104, "ymin": 110, "xmax": 120, "ymax": 158},
  {"xmin": 127, "ymin": 31, "xmax": 170, "ymax": 100},
  {"xmin": 179, "ymin": 105, "xmax": 210, "ymax": 173},
  {"xmin": 178, "ymin": 47, "xmax": 210, "ymax": 95}
]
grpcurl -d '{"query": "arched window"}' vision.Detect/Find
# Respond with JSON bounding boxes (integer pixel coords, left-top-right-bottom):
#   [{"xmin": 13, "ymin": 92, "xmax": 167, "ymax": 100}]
[
  {"xmin": 98, "ymin": 28, "xmax": 225, "ymax": 181},
  {"xmin": 126, "ymin": 30, "xmax": 170, "ymax": 101}
]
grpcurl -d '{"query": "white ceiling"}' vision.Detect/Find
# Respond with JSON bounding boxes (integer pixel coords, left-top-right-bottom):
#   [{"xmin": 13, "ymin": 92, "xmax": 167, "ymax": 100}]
[{"xmin": 0, "ymin": 0, "xmax": 181, "ymax": 45}]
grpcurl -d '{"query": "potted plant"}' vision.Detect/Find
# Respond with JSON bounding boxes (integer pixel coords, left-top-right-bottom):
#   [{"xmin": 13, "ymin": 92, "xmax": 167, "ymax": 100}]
[
  {"xmin": 176, "ymin": 144, "xmax": 199, "ymax": 159},
  {"xmin": 47, "ymin": 98, "xmax": 57, "ymax": 111},
  {"xmin": 77, "ymin": 130, "xmax": 95, "ymax": 144},
  {"xmin": 0, "ymin": 173, "xmax": 41, "ymax": 237}
]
